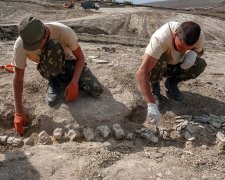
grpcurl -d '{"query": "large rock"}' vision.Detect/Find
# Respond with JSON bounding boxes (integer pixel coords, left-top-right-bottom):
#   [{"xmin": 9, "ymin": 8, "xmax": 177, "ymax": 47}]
[
  {"xmin": 7, "ymin": 137, "xmax": 15, "ymax": 145},
  {"xmin": 127, "ymin": 133, "xmax": 135, "ymax": 140},
  {"xmin": 23, "ymin": 137, "xmax": 34, "ymax": 146},
  {"xmin": 112, "ymin": 124, "xmax": 125, "ymax": 140},
  {"xmin": 97, "ymin": 125, "xmax": 110, "ymax": 139},
  {"xmin": 83, "ymin": 127, "xmax": 95, "ymax": 141},
  {"xmin": 12, "ymin": 138, "xmax": 23, "ymax": 146},
  {"xmin": 53, "ymin": 128, "xmax": 63, "ymax": 140},
  {"xmin": 39, "ymin": 131, "xmax": 52, "ymax": 145},
  {"xmin": 184, "ymin": 131, "xmax": 195, "ymax": 141},
  {"xmin": 135, "ymin": 128, "xmax": 158, "ymax": 143},
  {"xmin": 144, "ymin": 132, "xmax": 158, "ymax": 143},
  {"xmin": 0, "ymin": 135, "xmax": 8, "ymax": 145},
  {"xmin": 216, "ymin": 131, "xmax": 225, "ymax": 143},
  {"xmin": 66, "ymin": 129, "xmax": 82, "ymax": 141}
]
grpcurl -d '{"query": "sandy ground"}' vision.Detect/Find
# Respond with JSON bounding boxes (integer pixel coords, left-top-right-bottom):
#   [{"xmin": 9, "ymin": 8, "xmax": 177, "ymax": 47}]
[{"xmin": 0, "ymin": 1, "xmax": 225, "ymax": 179}]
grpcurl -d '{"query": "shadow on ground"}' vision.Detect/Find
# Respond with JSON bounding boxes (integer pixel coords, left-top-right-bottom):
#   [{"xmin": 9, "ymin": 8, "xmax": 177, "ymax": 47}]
[{"xmin": 0, "ymin": 151, "xmax": 40, "ymax": 180}]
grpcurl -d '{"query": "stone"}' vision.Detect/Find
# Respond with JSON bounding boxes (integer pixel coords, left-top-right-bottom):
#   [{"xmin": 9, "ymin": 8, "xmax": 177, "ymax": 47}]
[
  {"xmin": 39, "ymin": 131, "xmax": 52, "ymax": 145},
  {"xmin": 216, "ymin": 131, "xmax": 225, "ymax": 143},
  {"xmin": 193, "ymin": 118, "xmax": 210, "ymax": 124},
  {"xmin": 12, "ymin": 138, "xmax": 23, "ymax": 146},
  {"xmin": 23, "ymin": 137, "xmax": 34, "ymax": 146},
  {"xmin": 184, "ymin": 131, "xmax": 195, "ymax": 141},
  {"xmin": 211, "ymin": 121, "xmax": 221, "ymax": 129},
  {"xmin": 102, "ymin": 46, "xmax": 116, "ymax": 53},
  {"xmin": 159, "ymin": 128, "xmax": 170, "ymax": 140},
  {"xmin": 217, "ymin": 141, "xmax": 225, "ymax": 154},
  {"xmin": 7, "ymin": 137, "xmax": 15, "ymax": 145},
  {"xmin": 97, "ymin": 125, "xmax": 110, "ymax": 139},
  {"xmin": 66, "ymin": 129, "xmax": 82, "ymax": 141},
  {"xmin": 186, "ymin": 124, "xmax": 194, "ymax": 134},
  {"xmin": 143, "ymin": 132, "xmax": 159, "ymax": 143},
  {"xmin": 112, "ymin": 124, "xmax": 125, "ymax": 140},
  {"xmin": 209, "ymin": 114, "xmax": 220, "ymax": 120},
  {"xmin": 210, "ymin": 125, "xmax": 217, "ymax": 131},
  {"xmin": 185, "ymin": 141, "xmax": 193, "ymax": 149},
  {"xmin": 176, "ymin": 125, "xmax": 182, "ymax": 132},
  {"xmin": 83, "ymin": 128, "xmax": 95, "ymax": 141},
  {"xmin": 175, "ymin": 115, "xmax": 192, "ymax": 120},
  {"xmin": 127, "ymin": 133, "xmax": 135, "ymax": 140},
  {"xmin": 88, "ymin": 55, "xmax": 99, "ymax": 59},
  {"xmin": 0, "ymin": 135, "xmax": 8, "ymax": 145},
  {"xmin": 180, "ymin": 120, "xmax": 189, "ymax": 129},
  {"xmin": 53, "ymin": 128, "xmax": 63, "ymax": 140},
  {"xmin": 93, "ymin": 59, "xmax": 109, "ymax": 64},
  {"xmin": 220, "ymin": 116, "xmax": 225, "ymax": 122},
  {"xmin": 140, "ymin": 128, "xmax": 150, "ymax": 133},
  {"xmin": 175, "ymin": 119, "xmax": 185, "ymax": 123},
  {"xmin": 135, "ymin": 129, "xmax": 142, "ymax": 135},
  {"xmin": 201, "ymin": 145, "xmax": 209, "ymax": 150},
  {"xmin": 156, "ymin": 173, "xmax": 163, "ymax": 178}
]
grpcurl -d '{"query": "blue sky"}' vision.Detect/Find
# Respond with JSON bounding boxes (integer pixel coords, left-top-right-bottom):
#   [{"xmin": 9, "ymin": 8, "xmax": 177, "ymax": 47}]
[{"xmin": 116, "ymin": 0, "xmax": 165, "ymax": 4}]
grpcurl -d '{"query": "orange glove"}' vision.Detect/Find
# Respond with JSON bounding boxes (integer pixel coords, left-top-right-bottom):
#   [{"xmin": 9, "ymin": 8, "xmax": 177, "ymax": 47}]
[
  {"xmin": 64, "ymin": 82, "xmax": 78, "ymax": 101},
  {"xmin": 14, "ymin": 113, "xmax": 27, "ymax": 136}
]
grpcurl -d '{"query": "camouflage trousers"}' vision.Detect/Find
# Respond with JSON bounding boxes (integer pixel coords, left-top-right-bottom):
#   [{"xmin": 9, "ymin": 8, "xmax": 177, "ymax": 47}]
[
  {"xmin": 150, "ymin": 55, "xmax": 207, "ymax": 83},
  {"xmin": 37, "ymin": 39, "xmax": 103, "ymax": 97},
  {"xmin": 62, "ymin": 60, "xmax": 103, "ymax": 97}
]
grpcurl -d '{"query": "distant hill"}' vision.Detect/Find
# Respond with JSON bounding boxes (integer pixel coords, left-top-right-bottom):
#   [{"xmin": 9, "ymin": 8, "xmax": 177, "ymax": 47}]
[{"xmin": 143, "ymin": 0, "xmax": 225, "ymax": 9}]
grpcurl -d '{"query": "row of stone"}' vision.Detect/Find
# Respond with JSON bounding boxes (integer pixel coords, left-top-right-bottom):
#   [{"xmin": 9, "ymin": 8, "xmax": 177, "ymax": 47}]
[
  {"xmin": 174, "ymin": 114, "xmax": 225, "ymax": 142},
  {"xmin": 0, "ymin": 136, "xmax": 23, "ymax": 146},
  {"xmin": 0, "ymin": 123, "xmax": 159, "ymax": 146},
  {"xmin": 37, "ymin": 123, "xmax": 160, "ymax": 145}
]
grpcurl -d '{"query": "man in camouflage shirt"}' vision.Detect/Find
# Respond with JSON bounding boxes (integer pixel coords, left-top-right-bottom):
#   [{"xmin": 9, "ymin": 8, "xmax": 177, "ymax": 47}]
[{"xmin": 13, "ymin": 17, "xmax": 103, "ymax": 135}]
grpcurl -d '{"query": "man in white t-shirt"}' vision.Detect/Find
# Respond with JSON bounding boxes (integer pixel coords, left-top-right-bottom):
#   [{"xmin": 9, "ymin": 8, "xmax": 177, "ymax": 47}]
[
  {"xmin": 13, "ymin": 17, "xmax": 103, "ymax": 135},
  {"xmin": 136, "ymin": 21, "xmax": 206, "ymax": 126}
]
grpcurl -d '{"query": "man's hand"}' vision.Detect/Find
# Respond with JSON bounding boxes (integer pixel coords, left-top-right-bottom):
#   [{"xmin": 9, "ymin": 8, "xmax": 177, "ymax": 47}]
[
  {"xmin": 64, "ymin": 82, "xmax": 78, "ymax": 101},
  {"xmin": 180, "ymin": 50, "xmax": 197, "ymax": 69},
  {"xmin": 14, "ymin": 113, "xmax": 27, "ymax": 136},
  {"xmin": 147, "ymin": 103, "xmax": 161, "ymax": 126}
]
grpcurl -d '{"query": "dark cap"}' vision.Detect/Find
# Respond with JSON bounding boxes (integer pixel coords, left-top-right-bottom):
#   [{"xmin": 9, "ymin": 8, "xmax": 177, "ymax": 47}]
[{"xmin": 19, "ymin": 17, "xmax": 45, "ymax": 51}]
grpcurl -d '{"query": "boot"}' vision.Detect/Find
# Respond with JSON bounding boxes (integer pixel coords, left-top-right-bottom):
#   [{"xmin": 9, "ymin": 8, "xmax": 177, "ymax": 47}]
[
  {"xmin": 151, "ymin": 82, "xmax": 163, "ymax": 110},
  {"xmin": 165, "ymin": 78, "xmax": 183, "ymax": 101},
  {"xmin": 46, "ymin": 77, "xmax": 61, "ymax": 106}
]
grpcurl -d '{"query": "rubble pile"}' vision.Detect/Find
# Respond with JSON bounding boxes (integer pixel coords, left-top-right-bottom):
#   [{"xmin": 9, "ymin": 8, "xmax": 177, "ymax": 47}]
[{"xmin": 174, "ymin": 114, "xmax": 225, "ymax": 144}]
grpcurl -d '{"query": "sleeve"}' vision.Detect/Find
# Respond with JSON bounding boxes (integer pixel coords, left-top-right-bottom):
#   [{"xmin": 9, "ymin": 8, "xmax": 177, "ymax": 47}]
[
  {"xmin": 145, "ymin": 37, "xmax": 166, "ymax": 60},
  {"xmin": 12, "ymin": 38, "xmax": 27, "ymax": 69},
  {"xmin": 63, "ymin": 28, "xmax": 80, "ymax": 51},
  {"xmin": 193, "ymin": 31, "xmax": 205, "ymax": 53}
]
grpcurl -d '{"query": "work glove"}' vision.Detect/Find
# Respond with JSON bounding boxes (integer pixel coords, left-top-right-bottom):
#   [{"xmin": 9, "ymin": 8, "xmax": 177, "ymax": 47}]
[
  {"xmin": 180, "ymin": 50, "xmax": 197, "ymax": 70},
  {"xmin": 64, "ymin": 82, "xmax": 79, "ymax": 101},
  {"xmin": 14, "ymin": 113, "xmax": 27, "ymax": 136},
  {"xmin": 147, "ymin": 103, "xmax": 161, "ymax": 127}
]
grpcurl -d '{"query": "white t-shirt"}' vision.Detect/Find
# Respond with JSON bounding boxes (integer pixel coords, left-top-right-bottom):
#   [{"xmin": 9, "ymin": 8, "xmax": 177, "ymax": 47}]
[
  {"xmin": 13, "ymin": 22, "xmax": 80, "ymax": 69},
  {"xmin": 145, "ymin": 21, "xmax": 205, "ymax": 65}
]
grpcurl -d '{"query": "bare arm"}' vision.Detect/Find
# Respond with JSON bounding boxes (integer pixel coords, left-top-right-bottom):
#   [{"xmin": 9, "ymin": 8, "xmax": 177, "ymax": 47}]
[
  {"xmin": 13, "ymin": 67, "xmax": 25, "ymax": 113},
  {"xmin": 197, "ymin": 49, "xmax": 204, "ymax": 57},
  {"xmin": 71, "ymin": 47, "xmax": 85, "ymax": 84},
  {"xmin": 136, "ymin": 54, "xmax": 158, "ymax": 104}
]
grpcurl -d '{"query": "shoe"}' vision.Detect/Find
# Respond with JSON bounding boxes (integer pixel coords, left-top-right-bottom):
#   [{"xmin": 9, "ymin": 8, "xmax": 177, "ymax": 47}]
[
  {"xmin": 151, "ymin": 83, "xmax": 163, "ymax": 110},
  {"xmin": 46, "ymin": 78, "xmax": 61, "ymax": 106},
  {"xmin": 165, "ymin": 78, "xmax": 183, "ymax": 101}
]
